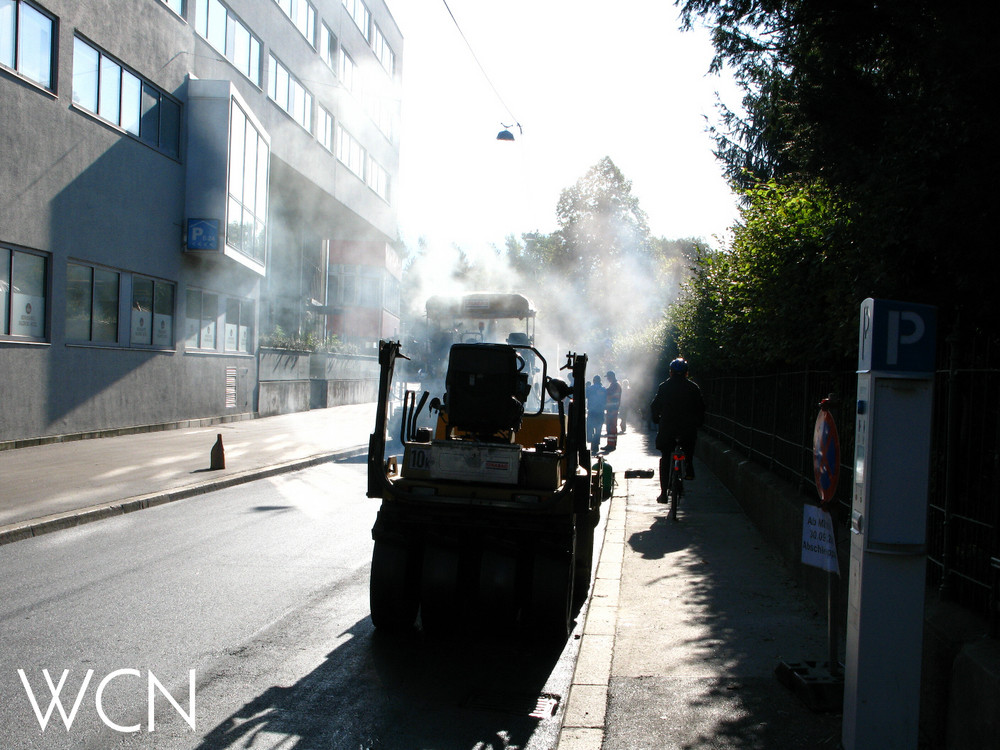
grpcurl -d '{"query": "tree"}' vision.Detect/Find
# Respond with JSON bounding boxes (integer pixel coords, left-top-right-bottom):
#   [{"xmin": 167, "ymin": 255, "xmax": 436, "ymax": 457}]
[
  {"xmin": 679, "ymin": 0, "xmax": 999, "ymax": 332},
  {"xmin": 672, "ymin": 178, "xmax": 858, "ymax": 372}
]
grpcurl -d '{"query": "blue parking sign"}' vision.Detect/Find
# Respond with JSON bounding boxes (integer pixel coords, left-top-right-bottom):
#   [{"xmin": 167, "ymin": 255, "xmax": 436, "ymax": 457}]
[
  {"xmin": 858, "ymin": 298, "xmax": 936, "ymax": 373},
  {"xmin": 187, "ymin": 219, "xmax": 219, "ymax": 251}
]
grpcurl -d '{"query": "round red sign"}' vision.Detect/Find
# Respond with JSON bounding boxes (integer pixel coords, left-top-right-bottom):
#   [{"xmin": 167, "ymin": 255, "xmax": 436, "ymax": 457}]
[{"xmin": 813, "ymin": 407, "xmax": 840, "ymax": 506}]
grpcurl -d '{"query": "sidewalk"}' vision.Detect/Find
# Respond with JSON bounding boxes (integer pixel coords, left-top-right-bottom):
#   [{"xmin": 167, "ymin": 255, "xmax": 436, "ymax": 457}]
[
  {"xmin": 559, "ymin": 428, "xmax": 843, "ymax": 749},
  {"xmin": 0, "ymin": 403, "xmax": 374, "ymax": 545}
]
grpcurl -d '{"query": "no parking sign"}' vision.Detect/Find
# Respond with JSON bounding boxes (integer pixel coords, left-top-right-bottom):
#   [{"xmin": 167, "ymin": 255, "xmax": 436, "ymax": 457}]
[
  {"xmin": 813, "ymin": 402, "xmax": 840, "ymax": 507},
  {"xmin": 802, "ymin": 400, "xmax": 840, "ymax": 574}
]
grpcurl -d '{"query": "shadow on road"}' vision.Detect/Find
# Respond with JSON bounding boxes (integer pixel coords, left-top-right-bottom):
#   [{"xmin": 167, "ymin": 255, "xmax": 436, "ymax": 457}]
[{"xmin": 194, "ymin": 618, "xmax": 566, "ymax": 749}]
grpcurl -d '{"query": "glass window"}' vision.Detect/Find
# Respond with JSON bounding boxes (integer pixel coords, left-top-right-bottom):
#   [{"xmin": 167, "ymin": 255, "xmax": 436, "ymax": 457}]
[
  {"xmin": 121, "ymin": 69, "xmax": 141, "ymax": 136},
  {"xmin": 66, "ymin": 262, "xmax": 118, "ymax": 343},
  {"xmin": 131, "ymin": 276, "xmax": 154, "ymax": 345},
  {"xmin": 65, "ymin": 263, "xmax": 92, "ymax": 340},
  {"xmin": 99, "ymin": 56, "xmax": 122, "ymax": 125},
  {"xmin": 159, "ymin": 96, "xmax": 180, "ymax": 157},
  {"xmin": 185, "ymin": 288, "xmax": 219, "ymax": 350},
  {"xmin": 0, "ymin": 0, "xmax": 14, "ymax": 69},
  {"xmin": 162, "ymin": 0, "xmax": 183, "ymax": 16},
  {"xmin": 74, "ymin": 38, "xmax": 181, "ymax": 158},
  {"xmin": 72, "ymin": 38, "xmax": 99, "ymax": 111},
  {"xmin": 342, "ymin": 0, "xmax": 369, "ymax": 42},
  {"xmin": 201, "ymin": 292, "xmax": 217, "ymax": 348},
  {"xmin": 14, "ymin": 1, "xmax": 53, "ymax": 89},
  {"xmin": 371, "ymin": 23, "xmax": 394, "ymax": 76},
  {"xmin": 184, "ymin": 288, "xmax": 201, "ymax": 348},
  {"xmin": 93, "ymin": 268, "xmax": 120, "ymax": 343},
  {"xmin": 140, "ymin": 83, "xmax": 159, "ymax": 146},
  {"xmin": 1, "ymin": 247, "xmax": 47, "ymax": 338},
  {"xmin": 339, "ymin": 49, "xmax": 355, "ymax": 93},
  {"xmin": 130, "ymin": 277, "xmax": 173, "ymax": 347},
  {"xmin": 221, "ymin": 297, "xmax": 252, "ymax": 352},
  {"xmin": 197, "ymin": 0, "xmax": 261, "ymax": 86},
  {"xmin": 227, "ymin": 99, "xmax": 268, "ymax": 265},
  {"xmin": 153, "ymin": 281, "xmax": 174, "ymax": 347},
  {"xmin": 319, "ymin": 23, "xmax": 335, "ymax": 69},
  {"xmin": 0, "ymin": 247, "xmax": 9, "ymax": 333},
  {"xmin": 267, "ymin": 55, "xmax": 311, "ymax": 132},
  {"xmin": 318, "ymin": 106, "xmax": 333, "ymax": 151}
]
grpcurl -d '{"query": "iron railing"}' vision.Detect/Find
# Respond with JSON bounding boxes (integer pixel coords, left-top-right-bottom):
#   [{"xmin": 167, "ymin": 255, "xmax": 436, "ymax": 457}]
[{"xmin": 700, "ymin": 354, "xmax": 1000, "ymax": 634}]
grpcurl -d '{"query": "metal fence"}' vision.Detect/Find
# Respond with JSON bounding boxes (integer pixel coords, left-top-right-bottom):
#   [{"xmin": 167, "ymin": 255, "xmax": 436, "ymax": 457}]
[{"xmin": 700, "ymin": 355, "xmax": 1000, "ymax": 634}]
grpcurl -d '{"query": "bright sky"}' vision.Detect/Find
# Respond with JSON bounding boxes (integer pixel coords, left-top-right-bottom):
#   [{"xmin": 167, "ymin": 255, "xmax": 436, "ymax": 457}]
[{"xmin": 389, "ymin": 0, "xmax": 743, "ymax": 257}]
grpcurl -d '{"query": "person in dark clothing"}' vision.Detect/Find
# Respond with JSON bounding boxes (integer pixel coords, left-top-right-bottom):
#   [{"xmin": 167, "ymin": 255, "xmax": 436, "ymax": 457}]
[
  {"xmin": 586, "ymin": 375, "xmax": 607, "ymax": 456},
  {"xmin": 649, "ymin": 358, "xmax": 706, "ymax": 498}
]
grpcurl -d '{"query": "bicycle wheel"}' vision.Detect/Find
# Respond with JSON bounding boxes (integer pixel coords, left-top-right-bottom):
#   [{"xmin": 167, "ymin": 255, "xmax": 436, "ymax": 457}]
[{"xmin": 667, "ymin": 466, "xmax": 682, "ymax": 521}]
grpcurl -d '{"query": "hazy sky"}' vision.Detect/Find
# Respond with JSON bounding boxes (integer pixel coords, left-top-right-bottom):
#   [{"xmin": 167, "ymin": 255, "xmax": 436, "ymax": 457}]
[{"xmin": 388, "ymin": 0, "xmax": 742, "ymax": 256}]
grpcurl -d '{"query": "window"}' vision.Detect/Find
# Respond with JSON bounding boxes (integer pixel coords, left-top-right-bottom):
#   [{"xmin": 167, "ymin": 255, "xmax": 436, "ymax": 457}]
[
  {"xmin": 342, "ymin": 0, "xmax": 369, "ymax": 41},
  {"xmin": 227, "ymin": 99, "xmax": 269, "ymax": 264},
  {"xmin": 335, "ymin": 124, "xmax": 364, "ymax": 179},
  {"xmin": 195, "ymin": 0, "xmax": 262, "ymax": 86},
  {"xmin": 328, "ymin": 264, "xmax": 383, "ymax": 308},
  {"xmin": 0, "ymin": 0, "xmax": 54, "ymax": 89},
  {"xmin": 73, "ymin": 37, "xmax": 181, "ymax": 157},
  {"xmin": 338, "ymin": 48, "xmax": 355, "ymax": 94},
  {"xmin": 319, "ymin": 23, "xmax": 335, "ymax": 69},
  {"xmin": 365, "ymin": 154, "xmax": 389, "ymax": 201},
  {"xmin": 159, "ymin": 0, "xmax": 183, "ymax": 16},
  {"xmin": 185, "ymin": 289, "xmax": 218, "ymax": 350},
  {"xmin": 318, "ymin": 105, "xmax": 333, "ymax": 151},
  {"xmin": 130, "ymin": 276, "xmax": 175, "ymax": 347},
  {"xmin": 66, "ymin": 262, "xmax": 119, "ymax": 344},
  {"xmin": 364, "ymin": 89, "xmax": 394, "ymax": 142},
  {"xmin": 224, "ymin": 297, "xmax": 253, "ymax": 352},
  {"xmin": 267, "ymin": 54, "xmax": 312, "ymax": 132},
  {"xmin": 273, "ymin": 0, "xmax": 315, "ymax": 46},
  {"xmin": 371, "ymin": 23, "xmax": 394, "ymax": 76},
  {"xmin": 0, "ymin": 246, "xmax": 47, "ymax": 339}
]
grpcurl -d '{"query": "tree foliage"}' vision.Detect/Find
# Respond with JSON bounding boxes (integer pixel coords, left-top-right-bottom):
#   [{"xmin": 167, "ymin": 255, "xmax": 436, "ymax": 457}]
[
  {"xmin": 671, "ymin": 0, "xmax": 999, "ymax": 371},
  {"xmin": 673, "ymin": 179, "xmax": 858, "ymax": 371}
]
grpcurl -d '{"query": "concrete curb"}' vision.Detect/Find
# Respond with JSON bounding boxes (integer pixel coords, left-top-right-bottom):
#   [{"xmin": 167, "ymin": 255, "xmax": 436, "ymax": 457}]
[
  {"xmin": 557, "ymin": 487, "xmax": 629, "ymax": 749},
  {"xmin": 0, "ymin": 444, "xmax": 368, "ymax": 547}
]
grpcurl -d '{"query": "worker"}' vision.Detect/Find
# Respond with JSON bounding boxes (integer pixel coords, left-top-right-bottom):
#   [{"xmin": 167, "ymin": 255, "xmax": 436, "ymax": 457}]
[
  {"xmin": 602, "ymin": 371, "xmax": 622, "ymax": 452},
  {"xmin": 586, "ymin": 375, "xmax": 607, "ymax": 456}
]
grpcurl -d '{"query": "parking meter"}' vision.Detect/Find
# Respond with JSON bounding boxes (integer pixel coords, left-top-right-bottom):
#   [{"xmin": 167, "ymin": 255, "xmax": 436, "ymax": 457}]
[{"xmin": 843, "ymin": 299, "xmax": 936, "ymax": 750}]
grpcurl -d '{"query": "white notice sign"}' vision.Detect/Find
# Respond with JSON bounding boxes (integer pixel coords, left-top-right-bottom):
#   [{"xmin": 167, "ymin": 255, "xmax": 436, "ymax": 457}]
[{"xmin": 802, "ymin": 504, "xmax": 839, "ymax": 574}]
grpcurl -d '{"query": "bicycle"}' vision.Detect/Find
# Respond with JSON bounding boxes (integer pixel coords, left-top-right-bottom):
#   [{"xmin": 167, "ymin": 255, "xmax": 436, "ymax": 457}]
[{"xmin": 658, "ymin": 441, "xmax": 686, "ymax": 522}]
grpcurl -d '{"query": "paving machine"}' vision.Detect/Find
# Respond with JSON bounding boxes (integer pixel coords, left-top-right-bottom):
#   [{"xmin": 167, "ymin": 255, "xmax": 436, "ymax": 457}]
[{"xmin": 367, "ymin": 339, "xmax": 603, "ymax": 638}]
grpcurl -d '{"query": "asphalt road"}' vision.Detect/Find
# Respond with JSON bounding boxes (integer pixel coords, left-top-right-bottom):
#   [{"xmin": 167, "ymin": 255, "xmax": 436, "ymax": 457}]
[{"xmin": 0, "ymin": 460, "xmax": 580, "ymax": 750}]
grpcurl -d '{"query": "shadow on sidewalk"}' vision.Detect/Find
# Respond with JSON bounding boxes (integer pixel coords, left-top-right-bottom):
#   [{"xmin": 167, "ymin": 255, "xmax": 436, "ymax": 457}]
[{"xmin": 626, "ymin": 516, "xmax": 691, "ymax": 559}]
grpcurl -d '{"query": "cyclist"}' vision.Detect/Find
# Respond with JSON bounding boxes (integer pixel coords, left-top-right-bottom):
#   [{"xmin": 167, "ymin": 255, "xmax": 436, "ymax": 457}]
[{"xmin": 650, "ymin": 358, "xmax": 706, "ymax": 502}]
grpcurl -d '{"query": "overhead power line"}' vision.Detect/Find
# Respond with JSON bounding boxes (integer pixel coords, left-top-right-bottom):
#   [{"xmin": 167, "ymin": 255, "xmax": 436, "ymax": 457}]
[{"xmin": 440, "ymin": 0, "xmax": 521, "ymax": 129}]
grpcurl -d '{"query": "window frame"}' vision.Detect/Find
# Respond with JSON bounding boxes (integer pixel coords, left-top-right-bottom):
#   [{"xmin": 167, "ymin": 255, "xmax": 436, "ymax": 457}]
[
  {"xmin": 72, "ymin": 36, "xmax": 181, "ymax": 158},
  {"xmin": 0, "ymin": 0, "xmax": 55, "ymax": 90},
  {"xmin": 65, "ymin": 260, "xmax": 121, "ymax": 345},
  {"xmin": 129, "ymin": 274, "xmax": 176, "ymax": 348},
  {"xmin": 223, "ymin": 296, "xmax": 254, "ymax": 352},
  {"xmin": 0, "ymin": 244, "xmax": 48, "ymax": 341},
  {"xmin": 195, "ymin": 0, "xmax": 262, "ymax": 87},
  {"xmin": 267, "ymin": 54, "xmax": 312, "ymax": 132}
]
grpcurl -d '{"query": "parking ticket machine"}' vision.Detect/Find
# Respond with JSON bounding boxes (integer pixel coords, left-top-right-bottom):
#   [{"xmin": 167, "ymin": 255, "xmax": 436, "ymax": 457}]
[{"xmin": 843, "ymin": 299, "xmax": 936, "ymax": 750}]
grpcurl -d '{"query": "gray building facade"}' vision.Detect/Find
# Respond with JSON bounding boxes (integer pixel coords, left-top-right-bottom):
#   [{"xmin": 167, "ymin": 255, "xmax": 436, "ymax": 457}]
[{"xmin": 0, "ymin": 0, "xmax": 401, "ymax": 443}]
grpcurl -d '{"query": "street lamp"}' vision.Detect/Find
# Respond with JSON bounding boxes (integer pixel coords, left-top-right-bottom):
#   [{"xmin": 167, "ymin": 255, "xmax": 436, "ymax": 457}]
[{"xmin": 497, "ymin": 122, "xmax": 522, "ymax": 141}]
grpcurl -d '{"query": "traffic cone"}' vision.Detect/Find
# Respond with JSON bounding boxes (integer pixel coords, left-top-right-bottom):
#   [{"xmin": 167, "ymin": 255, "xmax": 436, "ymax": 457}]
[{"xmin": 210, "ymin": 433, "xmax": 225, "ymax": 470}]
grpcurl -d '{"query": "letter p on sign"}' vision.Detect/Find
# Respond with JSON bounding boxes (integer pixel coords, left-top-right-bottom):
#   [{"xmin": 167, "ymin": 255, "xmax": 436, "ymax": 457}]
[{"xmin": 858, "ymin": 299, "xmax": 936, "ymax": 374}]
